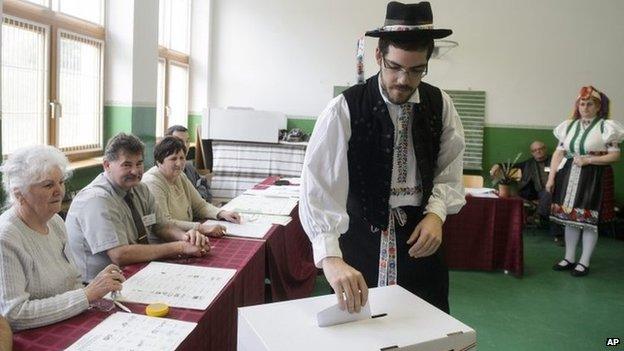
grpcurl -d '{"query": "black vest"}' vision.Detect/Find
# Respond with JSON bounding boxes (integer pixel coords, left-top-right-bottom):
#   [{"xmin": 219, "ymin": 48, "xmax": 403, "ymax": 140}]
[{"xmin": 343, "ymin": 74, "xmax": 443, "ymax": 230}]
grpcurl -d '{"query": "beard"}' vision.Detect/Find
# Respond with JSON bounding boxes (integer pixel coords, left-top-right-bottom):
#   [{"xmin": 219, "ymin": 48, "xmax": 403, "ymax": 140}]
[{"xmin": 379, "ymin": 72, "xmax": 418, "ymax": 105}]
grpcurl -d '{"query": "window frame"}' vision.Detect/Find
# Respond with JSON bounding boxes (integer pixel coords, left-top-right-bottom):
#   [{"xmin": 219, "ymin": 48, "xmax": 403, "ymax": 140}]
[
  {"xmin": 2, "ymin": 0, "xmax": 105, "ymax": 161},
  {"xmin": 156, "ymin": 0, "xmax": 191, "ymax": 136}
]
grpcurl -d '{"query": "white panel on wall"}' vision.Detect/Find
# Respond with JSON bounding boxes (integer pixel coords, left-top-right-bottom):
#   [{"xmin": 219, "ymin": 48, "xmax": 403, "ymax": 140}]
[{"xmin": 203, "ymin": 107, "xmax": 287, "ymax": 143}]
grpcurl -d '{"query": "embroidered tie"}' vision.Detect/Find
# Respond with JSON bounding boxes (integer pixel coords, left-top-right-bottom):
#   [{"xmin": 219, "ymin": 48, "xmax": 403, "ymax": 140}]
[
  {"xmin": 123, "ymin": 192, "xmax": 149, "ymax": 244},
  {"xmin": 396, "ymin": 103, "xmax": 412, "ymax": 183},
  {"xmin": 377, "ymin": 103, "xmax": 413, "ymax": 287},
  {"xmin": 378, "ymin": 208, "xmax": 407, "ymax": 286}
]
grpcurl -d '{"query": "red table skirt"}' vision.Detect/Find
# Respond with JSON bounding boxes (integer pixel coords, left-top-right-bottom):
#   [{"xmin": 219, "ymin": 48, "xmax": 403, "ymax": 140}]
[
  {"xmin": 255, "ymin": 176, "xmax": 316, "ymax": 301},
  {"xmin": 443, "ymin": 196, "xmax": 524, "ymax": 276},
  {"xmin": 12, "ymin": 237, "xmax": 265, "ymax": 351}
]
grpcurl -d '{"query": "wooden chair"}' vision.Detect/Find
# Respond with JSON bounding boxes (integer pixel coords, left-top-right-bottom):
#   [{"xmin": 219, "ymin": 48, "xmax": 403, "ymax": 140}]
[{"xmin": 462, "ymin": 175, "xmax": 484, "ymax": 188}]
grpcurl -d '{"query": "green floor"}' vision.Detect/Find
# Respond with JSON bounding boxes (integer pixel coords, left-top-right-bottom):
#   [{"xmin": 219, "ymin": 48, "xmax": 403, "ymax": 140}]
[{"xmin": 312, "ymin": 227, "xmax": 624, "ymax": 351}]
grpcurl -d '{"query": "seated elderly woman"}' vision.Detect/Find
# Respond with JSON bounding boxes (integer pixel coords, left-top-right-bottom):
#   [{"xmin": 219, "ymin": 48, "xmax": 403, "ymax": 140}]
[
  {"xmin": 0, "ymin": 145, "xmax": 124, "ymax": 331},
  {"xmin": 143, "ymin": 137, "xmax": 240, "ymax": 236}
]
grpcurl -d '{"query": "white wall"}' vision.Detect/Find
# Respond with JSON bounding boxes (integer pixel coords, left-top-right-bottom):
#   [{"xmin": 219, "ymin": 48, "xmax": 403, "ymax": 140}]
[
  {"xmin": 105, "ymin": 0, "xmax": 158, "ymax": 107},
  {"xmin": 189, "ymin": 0, "xmax": 211, "ymax": 115},
  {"xmin": 132, "ymin": 0, "xmax": 158, "ymax": 106},
  {"xmin": 209, "ymin": 0, "xmax": 624, "ymax": 127},
  {"xmin": 105, "ymin": 0, "xmax": 135, "ymax": 105}
]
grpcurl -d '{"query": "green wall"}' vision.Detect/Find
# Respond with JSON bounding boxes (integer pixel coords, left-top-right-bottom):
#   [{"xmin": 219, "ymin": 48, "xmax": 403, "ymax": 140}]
[
  {"xmin": 188, "ymin": 114, "xmax": 202, "ymax": 142},
  {"xmin": 287, "ymin": 118, "xmax": 316, "ymax": 135},
  {"xmin": 284, "ymin": 118, "xmax": 624, "ymax": 204},
  {"xmin": 67, "ymin": 105, "xmax": 157, "ymax": 194},
  {"xmin": 67, "ymin": 110, "xmax": 624, "ymax": 205}
]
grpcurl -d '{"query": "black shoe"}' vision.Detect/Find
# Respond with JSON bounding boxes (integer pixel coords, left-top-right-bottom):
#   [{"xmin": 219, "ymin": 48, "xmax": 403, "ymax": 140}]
[
  {"xmin": 552, "ymin": 259, "xmax": 575, "ymax": 271},
  {"xmin": 571, "ymin": 263, "xmax": 589, "ymax": 277}
]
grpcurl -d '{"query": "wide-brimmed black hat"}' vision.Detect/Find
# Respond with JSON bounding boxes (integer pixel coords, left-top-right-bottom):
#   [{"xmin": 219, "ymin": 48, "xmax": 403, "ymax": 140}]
[{"xmin": 365, "ymin": 1, "xmax": 452, "ymax": 39}]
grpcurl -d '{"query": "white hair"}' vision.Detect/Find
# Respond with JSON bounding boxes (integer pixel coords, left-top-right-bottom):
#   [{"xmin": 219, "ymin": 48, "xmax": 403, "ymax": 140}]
[{"xmin": 0, "ymin": 145, "xmax": 72, "ymax": 206}]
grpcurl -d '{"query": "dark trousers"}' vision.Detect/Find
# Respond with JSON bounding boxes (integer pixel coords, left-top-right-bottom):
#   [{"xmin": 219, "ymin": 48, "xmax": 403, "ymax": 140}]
[{"xmin": 339, "ymin": 201, "xmax": 450, "ymax": 313}]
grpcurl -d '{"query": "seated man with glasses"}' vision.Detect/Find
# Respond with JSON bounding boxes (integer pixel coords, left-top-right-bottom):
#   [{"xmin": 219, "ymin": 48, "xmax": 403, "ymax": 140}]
[
  {"xmin": 300, "ymin": 1, "xmax": 465, "ymax": 314},
  {"xmin": 490, "ymin": 141, "xmax": 562, "ymax": 240}
]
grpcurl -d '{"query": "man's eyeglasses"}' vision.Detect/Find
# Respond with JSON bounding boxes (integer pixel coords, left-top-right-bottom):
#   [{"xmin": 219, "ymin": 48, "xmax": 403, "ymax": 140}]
[{"xmin": 381, "ymin": 57, "xmax": 428, "ymax": 79}]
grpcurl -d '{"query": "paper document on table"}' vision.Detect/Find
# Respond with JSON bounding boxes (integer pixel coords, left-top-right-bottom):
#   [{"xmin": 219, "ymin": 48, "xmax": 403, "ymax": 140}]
[
  {"xmin": 317, "ymin": 302, "xmax": 372, "ymax": 327},
  {"xmin": 244, "ymin": 185, "xmax": 300, "ymax": 198},
  {"xmin": 204, "ymin": 220, "xmax": 272, "ymax": 239},
  {"xmin": 65, "ymin": 312, "xmax": 196, "ymax": 351},
  {"xmin": 221, "ymin": 194, "xmax": 298, "ymax": 216},
  {"xmin": 465, "ymin": 187, "xmax": 498, "ymax": 198},
  {"xmin": 106, "ymin": 262, "xmax": 236, "ymax": 310},
  {"xmin": 240, "ymin": 213, "xmax": 292, "ymax": 226}
]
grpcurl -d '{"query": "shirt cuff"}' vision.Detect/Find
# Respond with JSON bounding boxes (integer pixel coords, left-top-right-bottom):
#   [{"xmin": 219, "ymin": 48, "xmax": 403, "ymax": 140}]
[
  {"xmin": 424, "ymin": 199, "xmax": 447, "ymax": 223},
  {"xmin": 206, "ymin": 203, "xmax": 221, "ymax": 219},
  {"xmin": 311, "ymin": 233, "xmax": 343, "ymax": 268}
]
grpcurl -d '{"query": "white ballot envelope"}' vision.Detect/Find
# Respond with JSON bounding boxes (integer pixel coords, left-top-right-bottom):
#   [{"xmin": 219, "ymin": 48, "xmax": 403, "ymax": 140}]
[{"xmin": 316, "ymin": 302, "xmax": 372, "ymax": 327}]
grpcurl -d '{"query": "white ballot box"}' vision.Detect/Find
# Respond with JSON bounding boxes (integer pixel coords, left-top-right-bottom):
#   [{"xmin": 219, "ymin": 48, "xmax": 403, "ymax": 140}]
[{"xmin": 238, "ymin": 285, "xmax": 476, "ymax": 351}]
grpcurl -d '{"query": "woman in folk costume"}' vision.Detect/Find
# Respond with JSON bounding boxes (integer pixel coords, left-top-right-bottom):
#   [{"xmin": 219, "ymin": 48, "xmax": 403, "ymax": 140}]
[{"xmin": 547, "ymin": 86, "xmax": 624, "ymax": 276}]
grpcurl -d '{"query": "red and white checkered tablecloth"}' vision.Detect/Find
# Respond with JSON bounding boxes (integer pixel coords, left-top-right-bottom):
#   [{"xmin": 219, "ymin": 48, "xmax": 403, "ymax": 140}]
[{"xmin": 13, "ymin": 237, "xmax": 265, "ymax": 351}]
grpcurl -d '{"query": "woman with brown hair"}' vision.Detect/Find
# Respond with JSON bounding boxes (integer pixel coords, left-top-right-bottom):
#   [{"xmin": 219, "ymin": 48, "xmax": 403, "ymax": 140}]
[{"xmin": 547, "ymin": 86, "xmax": 624, "ymax": 276}]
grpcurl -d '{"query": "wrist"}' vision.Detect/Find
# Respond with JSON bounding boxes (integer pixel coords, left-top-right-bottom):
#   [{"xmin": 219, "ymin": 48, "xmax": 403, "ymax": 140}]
[
  {"xmin": 83, "ymin": 287, "xmax": 95, "ymax": 303},
  {"xmin": 321, "ymin": 256, "xmax": 343, "ymax": 267},
  {"xmin": 176, "ymin": 241, "xmax": 185, "ymax": 257},
  {"xmin": 425, "ymin": 212, "xmax": 443, "ymax": 225}
]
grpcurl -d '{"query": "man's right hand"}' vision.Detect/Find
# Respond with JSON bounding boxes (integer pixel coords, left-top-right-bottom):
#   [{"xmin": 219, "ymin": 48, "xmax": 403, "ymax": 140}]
[
  {"xmin": 321, "ymin": 257, "xmax": 368, "ymax": 313},
  {"xmin": 180, "ymin": 240, "xmax": 210, "ymax": 257},
  {"xmin": 489, "ymin": 164, "xmax": 502, "ymax": 178}
]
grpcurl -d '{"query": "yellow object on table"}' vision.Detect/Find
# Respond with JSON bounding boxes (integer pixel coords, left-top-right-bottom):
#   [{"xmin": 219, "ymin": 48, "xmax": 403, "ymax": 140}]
[{"xmin": 146, "ymin": 303, "xmax": 169, "ymax": 317}]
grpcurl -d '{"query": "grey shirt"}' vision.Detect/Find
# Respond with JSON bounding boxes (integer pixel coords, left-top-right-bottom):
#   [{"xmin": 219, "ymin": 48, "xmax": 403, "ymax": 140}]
[
  {"xmin": 66, "ymin": 173, "xmax": 167, "ymax": 282},
  {"xmin": 0, "ymin": 208, "xmax": 89, "ymax": 330}
]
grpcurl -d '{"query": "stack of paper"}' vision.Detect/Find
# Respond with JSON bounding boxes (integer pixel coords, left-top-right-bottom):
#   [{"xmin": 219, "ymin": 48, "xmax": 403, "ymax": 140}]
[
  {"xmin": 244, "ymin": 185, "xmax": 300, "ymax": 199},
  {"xmin": 203, "ymin": 220, "xmax": 273, "ymax": 239},
  {"xmin": 107, "ymin": 262, "xmax": 236, "ymax": 310},
  {"xmin": 239, "ymin": 213, "xmax": 292, "ymax": 226},
  {"xmin": 221, "ymin": 194, "xmax": 298, "ymax": 216},
  {"xmin": 465, "ymin": 187, "xmax": 498, "ymax": 198},
  {"xmin": 66, "ymin": 313, "xmax": 196, "ymax": 351}
]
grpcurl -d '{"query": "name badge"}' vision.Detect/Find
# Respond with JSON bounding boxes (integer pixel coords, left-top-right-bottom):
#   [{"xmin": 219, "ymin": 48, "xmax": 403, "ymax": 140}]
[
  {"xmin": 544, "ymin": 167, "xmax": 551, "ymax": 173},
  {"xmin": 142, "ymin": 213, "xmax": 156, "ymax": 227}
]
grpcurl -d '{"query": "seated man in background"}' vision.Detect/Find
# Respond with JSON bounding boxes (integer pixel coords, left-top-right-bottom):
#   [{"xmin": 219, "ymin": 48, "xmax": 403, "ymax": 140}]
[
  {"xmin": 165, "ymin": 125, "xmax": 213, "ymax": 203},
  {"xmin": 491, "ymin": 141, "xmax": 551, "ymax": 203},
  {"xmin": 490, "ymin": 140, "xmax": 562, "ymax": 241},
  {"xmin": 66, "ymin": 133, "xmax": 210, "ymax": 282}
]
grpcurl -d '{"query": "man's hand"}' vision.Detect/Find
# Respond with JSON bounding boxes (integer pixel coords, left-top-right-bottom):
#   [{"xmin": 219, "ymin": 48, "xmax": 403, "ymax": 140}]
[
  {"xmin": 217, "ymin": 210, "xmax": 241, "ymax": 223},
  {"xmin": 321, "ymin": 257, "xmax": 368, "ymax": 313},
  {"xmin": 407, "ymin": 213, "xmax": 443, "ymax": 258},
  {"xmin": 179, "ymin": 240, "xmax": 210, "ymax": 257},
  {"xmin": 184, "ymin": 229, "xmax": 211, "ymax": 247},
  {"xmin": 489, "ymin": 164, "xmax": 502, "ymax": 178}
]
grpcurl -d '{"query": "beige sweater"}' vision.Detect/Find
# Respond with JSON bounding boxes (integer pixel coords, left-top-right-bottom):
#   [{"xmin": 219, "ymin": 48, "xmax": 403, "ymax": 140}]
[{"xmin": 143, "ymin": 166, "xmax": 220, "ymax": 230}]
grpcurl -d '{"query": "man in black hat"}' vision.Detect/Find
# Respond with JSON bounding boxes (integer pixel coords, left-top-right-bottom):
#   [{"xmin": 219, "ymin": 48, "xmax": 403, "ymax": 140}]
[{"xmin": 300, "ymin": 1, "xmax": 465, "ymax": 314}]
